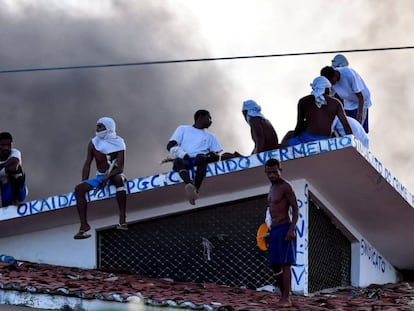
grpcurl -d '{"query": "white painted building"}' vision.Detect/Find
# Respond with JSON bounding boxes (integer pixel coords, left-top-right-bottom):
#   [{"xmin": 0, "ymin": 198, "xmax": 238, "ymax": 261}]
[{"xmin": 1, "ymin": 135, "xmax": 412, "ymax": 295}]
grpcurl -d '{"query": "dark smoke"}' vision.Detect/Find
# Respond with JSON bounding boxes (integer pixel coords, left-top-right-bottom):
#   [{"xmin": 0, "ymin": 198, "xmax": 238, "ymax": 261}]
[{"xmin": 0, "ymin": 3, "xmax": 240, "ymax": 200}]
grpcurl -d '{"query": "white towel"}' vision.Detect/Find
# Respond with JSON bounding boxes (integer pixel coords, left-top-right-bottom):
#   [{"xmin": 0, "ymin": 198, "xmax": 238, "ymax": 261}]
[
  {"xmin": 242, "ymin": 99, "xmax": 265, "ymax": 124},
  {"xmin": 92, "ymin": 117, "xmax": 126, "ymax": 154},
  {"xmin": 310, "ymin": 76, "xmax": 332, "ymax": 108},
  {"xmin": 331, "ymin": 54, "xmax": 349, "ymax": 68}
]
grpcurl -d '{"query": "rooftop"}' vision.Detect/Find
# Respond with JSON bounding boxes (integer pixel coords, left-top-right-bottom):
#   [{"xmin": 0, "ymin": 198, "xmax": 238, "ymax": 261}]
[{"xmin": 1, "ymin": 261, "xmax": 414, "ymax": 310}]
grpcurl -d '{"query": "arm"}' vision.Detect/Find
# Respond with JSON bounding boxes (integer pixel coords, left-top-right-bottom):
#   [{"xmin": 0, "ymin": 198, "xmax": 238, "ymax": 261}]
[
  {"xmin": 81, "ymin": 142, "xmax": 94, "ymax": 181},
  {"xmin": 167, "ymin": 140, "xmax": 189, "ymax": 159},
  {"xmin": 355, "ymin": 92, "xmax": 364, "ymax": 123},
  {"xmin": 285, "ymin": 184, "xmax": 299, "ymax": 241},
  {"xmin": 166, "ymin": 140, "xmax": 178, "ymax": 151},
  {"xmin": 336, "ymin": 103, "xmax": 353, "ymax": 135},
  {"xmin": 293, "ymin": 100, "xmax": 306, "ymax": 135},
  {"xmin": 0, "ymin": 157, "xmax": 20, "ymax": 173}
]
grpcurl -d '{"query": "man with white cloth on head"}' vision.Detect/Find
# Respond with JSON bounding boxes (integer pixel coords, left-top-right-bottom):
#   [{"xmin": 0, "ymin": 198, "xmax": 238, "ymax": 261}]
[
  {"xmin": 74, "ymin": 117, "xmax": 128, "ymax": 239},
  {"xmin": 287, "ymin": 76, "xmax": 352, "ymax": 146},
  {"xmin": 242, "ymin": 99, "xmax": 279, "ymax": 154}
]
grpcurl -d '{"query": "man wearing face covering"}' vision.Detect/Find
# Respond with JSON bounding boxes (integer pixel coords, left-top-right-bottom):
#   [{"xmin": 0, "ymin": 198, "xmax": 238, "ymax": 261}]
[
  {"xmin": 73, "ymin": 117, "xmax": 127, "ymax": 239},
  {"xmin": 287, "ymin": 76, "xmax": 352, "ymax": 146},
  {"xmin": 242, "ymin": 100, "xmax": 279, "ymax": 154}
]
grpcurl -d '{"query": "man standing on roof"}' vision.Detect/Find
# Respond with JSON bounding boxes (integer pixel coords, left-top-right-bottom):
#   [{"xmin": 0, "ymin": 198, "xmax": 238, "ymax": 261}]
[
  {"xmin": 242, "ymin": 99, "xmax": 279, "ymax": 154},
  {"xmin": 0, "ymin": 132, "xmax": 27, "ymax": 207},
  {"xmin": 264, "ymin": 158, "xmax": 298, "ymax": 308},
  {"xmin": 321, "ymin": 64, "xmax": 372, "ymax": 133},
  {"xmin": 167, "ymin": 109, "xmax": 222, "ymax": 205},
  {"xmin": 73, "ymin": 117, "xmax": 127, "ymax": 239},
  {"xmin": 287, "ymin": 76, "xmax": 352, "ymax": 146}
]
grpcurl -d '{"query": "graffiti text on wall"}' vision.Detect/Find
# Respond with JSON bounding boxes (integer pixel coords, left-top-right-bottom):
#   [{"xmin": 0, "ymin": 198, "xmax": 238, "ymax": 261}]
[
  {"xmin": 14, "ymin": 137, "xmax": 353, "ymax": 218},
  {"xmin": 354, "ymin": 139, "xmax": 414, "ymax": 208},
  {"xmin": 360, "ymin": 239, "xmax": 386, "ymax": 273}
]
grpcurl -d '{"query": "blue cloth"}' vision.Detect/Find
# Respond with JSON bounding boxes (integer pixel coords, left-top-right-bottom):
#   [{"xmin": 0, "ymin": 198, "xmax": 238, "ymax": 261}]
[
  {"xmin": 83, "ymin": 173, "xmax": 126, "ymax": 189},
  {"xmin": 287, "ymin": 131, "xmax": 330, "ymax": 146},
  {"xmin": 83, "ymin": 173, "xmax": 107, "ymax": 188},
  {"xmin": 0, "ymin": 178, "xmax": 27, "ymax": 207},
  {"xmin": 268, "ymin": 223, "xmax": 297, "ymax": 266},
  {"xmin": 345, "ymin": 108, "xmax": 369, "ymax": 133}
]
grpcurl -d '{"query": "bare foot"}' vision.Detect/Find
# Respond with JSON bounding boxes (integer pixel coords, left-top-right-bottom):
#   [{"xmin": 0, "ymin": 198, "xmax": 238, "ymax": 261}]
[{"xmin": 276, "ymin": 299, "xmax": 293, "ymax": 308}]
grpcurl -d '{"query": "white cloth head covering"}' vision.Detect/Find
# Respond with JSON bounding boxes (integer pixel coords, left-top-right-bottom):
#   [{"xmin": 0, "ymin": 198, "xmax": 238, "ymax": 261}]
[
  {"xmin": 242, "ymin": 99, "xmax": 265, "ymax": 124},
  {"xmin": 331, "ymin": 54, "xmax": 349, "ymax": 68},
  {"xmin": 310, "ymin": 76, "xmax": 332, "ymax": 108},
  {"xmin": 91, "ymin": 117, "xmax": 126, "ymax": 154}
]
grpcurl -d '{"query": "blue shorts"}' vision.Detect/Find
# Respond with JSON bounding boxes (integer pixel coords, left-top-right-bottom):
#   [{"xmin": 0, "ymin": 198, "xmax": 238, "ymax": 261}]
[
  {"xmin": 83, "ymin": 173, "xmax": 126, "ymax": 189},
  {"xmin": 268, "ymin": 223, "xmax": 297, "ymax": 266},
  {"xmin": 345, "ymin": 108, "xmax": 369, "ymax": 133},
  {"xmin": 287, "ymin": 131, "xmax": 330, "ymax": 146},
  {"xmin": 1, "ymin": 178, "xmax": 28, "ymax": 207}
]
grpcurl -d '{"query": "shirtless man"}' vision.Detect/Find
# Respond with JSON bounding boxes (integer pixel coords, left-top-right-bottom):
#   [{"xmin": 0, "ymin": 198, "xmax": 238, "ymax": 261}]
[
  {"xmin": 73, "ymin": 117, "xmax": 127, "ymax": 239},
  {"xmin": 288, "ymin": 76, "xmax": 352, "ymax": 146},
  {"xmin": 265, "ymin": 158, "xmax": 299, "ymax": 307},
  {"xmin": 0, "ymin": 132, "xmax": 27, "ymax": 207},
  {"xmin": 242, "ymin": 99, "xmax": 279, "ymax": 153}
]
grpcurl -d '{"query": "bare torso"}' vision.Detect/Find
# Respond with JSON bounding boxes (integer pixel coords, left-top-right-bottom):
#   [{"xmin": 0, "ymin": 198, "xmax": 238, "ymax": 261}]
[
  {"xmin": 268, "ymin": 179, "xmax": 293, "ymax": 227},
  {"xmin": 93, "ymin": 147, "xmax": 118, "ymax": 173},
  {"xmin": 297, "ymin": 95, "xmax": 343, "ymax": 136},
  {"xmin": 249, "ymin": 117, "xmax": 279, "ymax": 153}
]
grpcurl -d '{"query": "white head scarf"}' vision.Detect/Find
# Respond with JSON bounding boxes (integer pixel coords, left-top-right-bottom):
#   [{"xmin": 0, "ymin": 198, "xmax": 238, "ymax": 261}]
[
  {"xmin": 310, "ymin": 76, "xmax": 332, "ymax": 108},
  {"xmin": 242, "ymin": 99, "xmax": 265, "ymax": 124},
  {"xmin": 91, "ymin": 117, "xmax": 126, "ymax": 154},
  {"xmin": 331, "ymin": 54, "xmax": 349, "ymax": 68}
]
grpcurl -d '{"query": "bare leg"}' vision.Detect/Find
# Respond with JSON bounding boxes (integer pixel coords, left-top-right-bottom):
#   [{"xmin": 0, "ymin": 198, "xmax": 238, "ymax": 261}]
[
  {"xmin": 173, "ymin": 158, "xmax": 192, "ymax": 184},
  {"xmin": 194, "ymin": 155, "xmax": 208, "ymax": 190},
  {"xmin": 74, "ymin": 182, "xmax": 92, "ymax": 231},
  {"xmin": 116, "ymin": 190, "xmax": 126, "ymax": 224},
  {"xmin": 277, "ymin": 265, "xmax": 293, "ymax": 306},
  {"xmin": 112, "ymin": 175, "xmax": 127, "ymax": 226}
]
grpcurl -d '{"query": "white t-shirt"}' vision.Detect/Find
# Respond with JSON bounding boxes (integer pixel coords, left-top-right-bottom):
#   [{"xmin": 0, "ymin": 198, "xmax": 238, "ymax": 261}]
[
  {"xmin": 332, "ymin": 67, "xmax": 372, "ymax": 111},
  {"xmin": 169, "ymin": 125, "xmax": 222, "ymax": 158},
  {"xmin": 332, "ymin": 116, "xmax": 369, "ymax": 148}
]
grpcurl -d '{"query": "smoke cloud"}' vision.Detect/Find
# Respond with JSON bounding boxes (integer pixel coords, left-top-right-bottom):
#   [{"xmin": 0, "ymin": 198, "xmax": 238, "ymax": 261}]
[
  {"xmin": 0, "ymin": 2, "xmax": 241, "ymax": 199},
  {"xmin": 1, "ymin": 1, "xmax": 414, "ymax": 201}
]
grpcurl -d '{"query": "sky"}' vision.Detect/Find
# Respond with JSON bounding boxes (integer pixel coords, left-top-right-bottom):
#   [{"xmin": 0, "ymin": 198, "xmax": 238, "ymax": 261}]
[{"xmin": 1, "ymin": 0, "xmax": 413, "ymax": 200}]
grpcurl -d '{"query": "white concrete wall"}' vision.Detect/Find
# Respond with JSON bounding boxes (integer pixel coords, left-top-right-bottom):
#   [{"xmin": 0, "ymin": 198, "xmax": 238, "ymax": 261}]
[
  {"xmin": 309, "ymin": 186, "xmax": 401, "ymax": 288},
  {"xmin": 0, "ymin": 186, "xmax": 271, "ymax": 269},
  {"xmin": 289, "ymin": 180, "xmax": 309, "ymax": 295},
  {"xmin": 358, "ymin": 238, "xmax": 400, "ymax": 286}
]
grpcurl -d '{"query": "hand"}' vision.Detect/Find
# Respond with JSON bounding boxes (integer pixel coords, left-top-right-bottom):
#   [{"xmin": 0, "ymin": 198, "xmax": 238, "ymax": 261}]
[
  {"xmin": 207, "ymin": 152, "xmax": 219, "ymax": 162},
  {"xmin": 285, "ymin": 228, "xmax": 296, "ymax": 241}
]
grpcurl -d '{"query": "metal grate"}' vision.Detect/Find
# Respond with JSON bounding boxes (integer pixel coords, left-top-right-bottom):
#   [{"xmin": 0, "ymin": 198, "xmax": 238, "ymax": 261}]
[
  {"xmin": 308, "ymin": 199, "xmax": 351, "ymax": 293},
  {"xmin": 97, "ymin": 195, "xmax": 275, "ymax": 289}
]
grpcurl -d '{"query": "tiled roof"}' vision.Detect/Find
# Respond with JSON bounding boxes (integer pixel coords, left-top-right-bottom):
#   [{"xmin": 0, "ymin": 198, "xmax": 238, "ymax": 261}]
[{"xmin": 1, "ymin": 261, "xmax": 414, "ymax": 310}]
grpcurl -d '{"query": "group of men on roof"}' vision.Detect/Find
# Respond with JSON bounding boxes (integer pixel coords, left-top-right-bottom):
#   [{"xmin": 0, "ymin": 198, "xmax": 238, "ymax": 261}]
[{"xmin": 1, "ymin": 54, "xmax": 370, "ymax": 241}]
